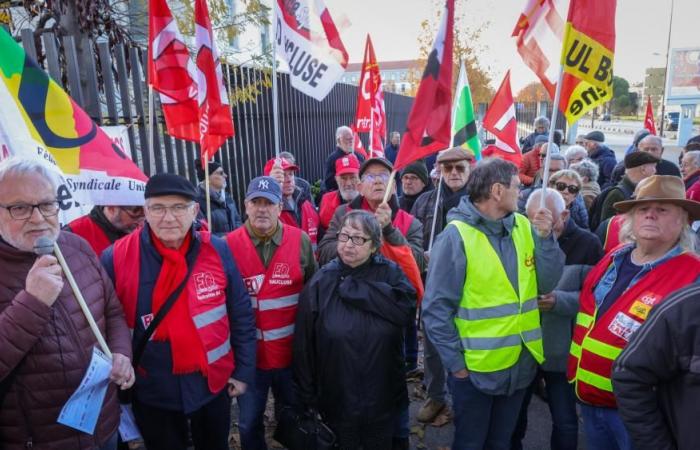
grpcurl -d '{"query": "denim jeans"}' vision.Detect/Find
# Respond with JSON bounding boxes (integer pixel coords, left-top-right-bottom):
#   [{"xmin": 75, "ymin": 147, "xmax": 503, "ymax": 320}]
[
  {"xmin": 580, "ymin": 404, "xmax": 635, "ymax": 450},
  {"xmin": 448, "ymin": 374, "xmax": 527, "ymax": 450},
  {"xmin": 543, "ymin": 371, "xmax": 578, "ymax": 450},
  {"xmin": 237, "ymin": 367, "xmax": 296, "ymax": 450},
  {"xmin": 393, "ymin": 405, "xmax": 410, "ymax": 439}
]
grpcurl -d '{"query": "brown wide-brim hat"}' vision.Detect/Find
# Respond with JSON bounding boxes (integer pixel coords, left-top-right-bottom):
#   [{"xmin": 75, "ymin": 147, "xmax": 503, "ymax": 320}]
[{"xmin": 614, "ymin": 175, "xmax": 700, "ymax": 221}]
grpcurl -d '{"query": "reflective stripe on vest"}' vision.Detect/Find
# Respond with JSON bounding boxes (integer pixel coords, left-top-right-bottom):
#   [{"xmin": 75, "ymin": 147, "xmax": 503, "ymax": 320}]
[
  {"xmin": 256, "ymin": 324, "xmax": 295, "ymax": 341},
  {"xmin": 567, "ymin": 249, "xmax": 700, "ymax": 407},
  {"xmin": 450, "ymin": 213, "xmax": 544, "ymax": 372}
]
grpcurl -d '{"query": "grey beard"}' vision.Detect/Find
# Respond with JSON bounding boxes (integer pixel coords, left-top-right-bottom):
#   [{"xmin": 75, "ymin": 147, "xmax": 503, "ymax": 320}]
[{"xmin": 339, "ymin": 189, "xmax": 359, "ymax": 202}]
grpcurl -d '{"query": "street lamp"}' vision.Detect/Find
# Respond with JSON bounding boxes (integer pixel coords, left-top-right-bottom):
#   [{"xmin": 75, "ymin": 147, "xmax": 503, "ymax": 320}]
[{"xmin": 658, "ymin": 0, "xmax": 675, "ymax": 138}]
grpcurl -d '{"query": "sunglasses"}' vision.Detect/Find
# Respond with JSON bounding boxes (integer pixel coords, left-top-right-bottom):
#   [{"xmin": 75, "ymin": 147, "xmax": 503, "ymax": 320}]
[
  {"xmin": 442, "ymin": 163, "xmax": 468, "ymax": 173},
  {"xmin": 551, "ymin": 181, "xmax": 580, "ymax": 195}
]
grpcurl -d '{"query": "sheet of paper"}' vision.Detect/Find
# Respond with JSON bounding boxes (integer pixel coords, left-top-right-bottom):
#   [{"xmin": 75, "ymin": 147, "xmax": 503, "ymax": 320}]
[
  {"xmin": 118, "ymin": 404, "xmax": 142, "ymax": 442},
  {"xmin": 57, "ymin": 347, "xmax": 112, "ymax": 435}
]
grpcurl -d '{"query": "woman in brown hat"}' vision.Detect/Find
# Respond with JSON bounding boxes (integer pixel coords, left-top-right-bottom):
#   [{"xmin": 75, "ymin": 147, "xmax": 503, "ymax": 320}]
[{"xmin": 566, "ymin": 175, "xmax": 700, "ymax": 450}]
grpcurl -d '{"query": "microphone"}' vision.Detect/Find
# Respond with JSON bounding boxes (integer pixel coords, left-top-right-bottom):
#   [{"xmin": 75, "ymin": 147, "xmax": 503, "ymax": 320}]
[{"xmin": 33, "ymin": 236, "xmax": 55, "ymax": 256}]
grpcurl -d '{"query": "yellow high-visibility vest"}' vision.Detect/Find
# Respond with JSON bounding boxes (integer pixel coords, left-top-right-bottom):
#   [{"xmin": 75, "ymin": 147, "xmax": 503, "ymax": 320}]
[{"xmin": 451, "ymin": 213, "xmax": 544, "ymax": 372}]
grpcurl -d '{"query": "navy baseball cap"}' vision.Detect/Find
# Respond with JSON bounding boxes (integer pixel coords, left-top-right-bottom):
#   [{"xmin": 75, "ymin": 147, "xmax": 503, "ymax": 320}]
[{"xmin": 245, "ymin": 176, "xmax": 282, "ymax": 203}]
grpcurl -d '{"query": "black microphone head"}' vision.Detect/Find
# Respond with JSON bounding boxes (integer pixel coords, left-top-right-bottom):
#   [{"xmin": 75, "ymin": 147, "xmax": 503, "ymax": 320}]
[{"xmin": 33, "ymin": 236, "xmax": 55, "ymax": 256}]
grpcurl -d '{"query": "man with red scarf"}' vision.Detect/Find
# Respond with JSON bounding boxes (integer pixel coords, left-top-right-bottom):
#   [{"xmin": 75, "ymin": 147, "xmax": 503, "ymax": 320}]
[
  {"xmin": 101, "ymin": 174, "xmax": 256, "ymax": 450},
  {"xmin": 225, "ymin": 176, "xmax": 317, "ymax": 450}
]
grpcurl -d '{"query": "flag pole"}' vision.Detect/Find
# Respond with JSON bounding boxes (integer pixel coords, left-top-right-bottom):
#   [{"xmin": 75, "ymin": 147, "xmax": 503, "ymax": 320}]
[
  {"xmin": 540, "ymin": 65, "xmax": 565, "ymax": 209},
  {"xmin": 204, "ymin": 155, "xmax": 212, "ymax": 227},
  {"xmin": 427, "ymin": 173, "xmax": 444, "ymax": 252},
  {"xmin": 148, "ymin": 86, "xmax": 155, "ymax": 170},
  {"xmin": 271, "ymin": 7, "xmax": 281, "ymax": 158}
]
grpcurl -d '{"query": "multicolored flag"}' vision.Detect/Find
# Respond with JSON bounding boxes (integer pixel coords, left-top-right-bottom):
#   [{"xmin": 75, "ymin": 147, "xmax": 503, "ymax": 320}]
[
  {"xmin": 274, "ymin": 0, "xmax": 349, "ymax": 101},
  {"xmin": 481, "ymin": 71, "xmax": 522, "ymax": 165},
  {"xmin": 195, "ymin": 0, "xmax": 235, "ymax": 159},
  {"xmin": 644, "ymin": 96, "xmax": 657, "ymax": 135},
  {"xmin": 394, "ymin": 0, "xmax": 454, "ymax": 171},
  {"xmin": 451, "ymin": 61, "xmax": 482, "ymax": 160},
  {"xmin": 354, "ymin": 34, "xmax": 387, "ymax": 155},
  {"xmin": 0, "ymin": 27, "xmax": 147, "ymax": 216},
  {"xmin": 148, "ymin": 0, "xmax": 199, "ymax": 141}
]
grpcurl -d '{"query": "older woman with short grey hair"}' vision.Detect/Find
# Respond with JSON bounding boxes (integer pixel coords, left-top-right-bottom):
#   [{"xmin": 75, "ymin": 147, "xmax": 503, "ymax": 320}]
[
  {"xmin": 293, "ymin": 210, "xmax": 416, "ymax": 449},
  {"xmin": 571, "ymin": 159, "xmax": 601, "ymax": 211},
  {"xmin": 564, "ymin": 145, "xmax": 588, "ymax": 166}
]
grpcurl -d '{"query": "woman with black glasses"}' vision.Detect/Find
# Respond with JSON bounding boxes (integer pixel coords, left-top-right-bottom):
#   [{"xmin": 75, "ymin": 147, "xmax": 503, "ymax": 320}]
[
  {"xmin": 548, "ymin": 169, "xmax": 590, "ymax": 229},
  {"xmin": 293, "ymin": 210, "xmax": 416, "ymax": 450}
]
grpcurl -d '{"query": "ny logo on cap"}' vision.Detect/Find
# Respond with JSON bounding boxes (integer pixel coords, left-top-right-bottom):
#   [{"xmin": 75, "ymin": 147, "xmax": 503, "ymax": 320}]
[{"xmin": 258, "ymin": 179, "xmax": 270, "ymax": 190}]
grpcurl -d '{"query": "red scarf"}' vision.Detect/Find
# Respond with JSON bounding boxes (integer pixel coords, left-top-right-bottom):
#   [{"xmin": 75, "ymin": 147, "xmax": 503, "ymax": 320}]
[{"xmin": 150, "ymin": 230, "xmax": 208, "ymax": 376}]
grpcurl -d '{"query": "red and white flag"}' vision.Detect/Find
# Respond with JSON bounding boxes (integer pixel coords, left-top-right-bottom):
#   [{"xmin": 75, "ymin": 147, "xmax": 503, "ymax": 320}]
[
  {"xmin": 354, "ymin": 35, "xmax": 387, "ymax": 154},
  {"xmin": 274, "ymin": 0, "xmax": 349, "ymax": 101},
  {"xmin": 195, "ymin": 0, "xmax": 235, "ymax": 159},
  {"xmin": 511, "ymin": 0, "xmax": 567, "ymax": 99},
  {"xmin": 644, "ymin": 96, "xmax": 657, "ymax": 135},
  {"xmin": 394, "ymin": 0, "xmax": 454, "ymax": 171},
  {"xmin": 351, "ymin": 126, "xmax": 369, "ymax": 159},
  {"xmin": 481, "ymin": 71, "xmax": 522, "ymax": 165},
  {"xmin": 148, "ymin": 0, "xmax": 199, "ymax": 141}
]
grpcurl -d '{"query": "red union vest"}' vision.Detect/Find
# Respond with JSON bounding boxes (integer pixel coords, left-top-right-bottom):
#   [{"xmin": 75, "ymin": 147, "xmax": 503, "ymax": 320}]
[
  {"xmin": 319, "ymin": 191, "xmax": 342, "ymax": 229},
  {"xmin": 350, "ymin": 198, "xmax": 413, "ymax": 237},
  {"xmin": 567, "ymin": 247, "xmax": 700, "ymax": 407},
  {"xmin": 603, "ymin": 215, "xmax": 624, "ymax": 253},
  {"xmin": 112, "ymin": 230, "xmax": 235, "ymax": 394},
  {"xmin": 280, "ymin": 200, "xmax": 319, "ymax": 248},
  {"xmin": 226, "ymin": 224, "xmax": 304, "ymax": 370},
  {"xmin": 67, "ymin": 214, "xmax": 113, "ymax": 256}
]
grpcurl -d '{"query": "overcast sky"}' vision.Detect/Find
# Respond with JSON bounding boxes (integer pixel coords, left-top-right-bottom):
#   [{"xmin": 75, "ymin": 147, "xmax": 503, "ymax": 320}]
[{"xmin": 324, "ymin": 0, "xmax": 699, "ymax": 93}]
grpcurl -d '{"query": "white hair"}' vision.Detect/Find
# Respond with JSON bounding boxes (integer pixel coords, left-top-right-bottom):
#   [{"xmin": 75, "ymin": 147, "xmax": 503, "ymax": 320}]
[
  {"xmin": 336, "ymin": 126, "xmax": 352, "ymax": 141},
  {"xmin": 619, "ymin": 207, "xmax": 697, "ymax": 253},
  {"xmin": 525, "ymin": 187, "xmax": 566, "ymax": 218},
  {"xmin": 564, "ymin": 145, "xmax": 587, "ymax": 162},
  {"xmin": 571, "ymin": 159, "xmax": 599, "ymax": 183},
  {"xmin": 0, "ymin": 157, "xmax": 59, "ymax": 192},
  {"xmin": 684, "ymin": 151, "xmax": 700, "ymax": 168},
  {"xmin": 639, "ymin": 134, "xmax": 663, "ymax": 148}
]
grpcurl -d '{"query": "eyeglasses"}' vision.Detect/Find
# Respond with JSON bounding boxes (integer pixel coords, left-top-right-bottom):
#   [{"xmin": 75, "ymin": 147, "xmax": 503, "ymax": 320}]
[
  {"xmin": 362, "ymin": 173, "xmax": 390, "ymax": 183},
  {"xmin": 119, "ymin": 206, "xmax": 144, "ymax": 218},
  {"xmin": 539, "ymin": 154, "xmax": 547, "ymax": 159},
  {"xmin": 551, "ymin": 182, "xmax": 581, "ymax": 194},
  {"xmin": 442, "ymin": 163, "xmax": 468, "ymax": 173},
  {"xmin": 146, "ymin": 203, "xmax": 194, "ymax": 217},
  {"xmin": 0, "ymin": 201, "xmax": 60, "ymax": 220},
  {"xmin": 337, "ymin": 232, "xmax": 371, "ymax": 246}
]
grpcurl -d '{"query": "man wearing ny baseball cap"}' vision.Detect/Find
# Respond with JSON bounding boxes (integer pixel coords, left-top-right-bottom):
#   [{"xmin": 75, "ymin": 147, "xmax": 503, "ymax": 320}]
[
  {"xmin": 265, "ymin": 157, "xmax": 320, "ymax": 249},
  {"xmin": 225, "ymin": 176, "xmax": 317, "ymax": 450},
  {"xmin": 317, "ymin": 153, "xmax": 362, "ymax": 239}
]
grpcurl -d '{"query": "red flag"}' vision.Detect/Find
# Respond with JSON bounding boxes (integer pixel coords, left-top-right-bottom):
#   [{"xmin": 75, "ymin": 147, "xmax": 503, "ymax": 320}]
[
  {"xmin": 352, "ymin": 126, "xmax": 369, "ymax": 159},
  {"xmin": 195, "ymin": 0, "xmax": 235, "ymax": 159},
  {"xmin": 482, "ymin": 71, "xmax": 522, "ymax": 165},
  {"xmin": 394, "ymin": 0, "xmax": 454, "ymax": 171},
  {"xmin": 644, "ymin": 96, "xmax": 657, "ymax": 135},
  {"xmin": 354, "ymin": 35, "xmax": 387, "ymax": 154},
  {"xmin": 148, "ymin": 0, "xmax": 199, "ymax": 141}
]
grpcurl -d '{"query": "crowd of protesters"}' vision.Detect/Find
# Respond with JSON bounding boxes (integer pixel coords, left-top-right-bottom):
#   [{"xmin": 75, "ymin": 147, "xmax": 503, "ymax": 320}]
[{"xmin": 2, "ymin": 122, "xmax": 700, "ymax": 450}]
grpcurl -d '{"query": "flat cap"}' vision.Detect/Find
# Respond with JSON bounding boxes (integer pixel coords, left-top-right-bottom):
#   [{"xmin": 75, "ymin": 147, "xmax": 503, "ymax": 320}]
[
  {"xmin": 584, "ymin": 130, "xmax": 605, "ymax": 143},
  {"xmin": 359, "ymin": 157, "xmax": 393, "ymax": 178},
  {"xmin": 437, "ymin": 147, "xmax": 474, "ymax": 163},
  {"xmin": 145, "ymin": 173, "xmax": 197, "ymax": 200},
  {"xmin": 624, "ymin": 151, "xmax": 660, "ymax": 169}
]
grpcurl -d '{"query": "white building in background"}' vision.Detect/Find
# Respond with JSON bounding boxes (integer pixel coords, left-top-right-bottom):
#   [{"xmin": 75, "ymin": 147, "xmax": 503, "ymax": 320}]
[{"xmin": 341, "ymin": 60, "xmax": 421, "ymax": 94}]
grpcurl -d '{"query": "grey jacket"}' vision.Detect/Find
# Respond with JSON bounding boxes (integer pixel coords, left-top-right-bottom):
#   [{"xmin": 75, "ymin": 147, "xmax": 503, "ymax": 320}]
[
  {"xmin": 422, "ymin": 196, "xmax": 565, "ymax": 395},
  {"xmin": 541, "ymin": 264, "xmax": 592, "ymax": 372}
]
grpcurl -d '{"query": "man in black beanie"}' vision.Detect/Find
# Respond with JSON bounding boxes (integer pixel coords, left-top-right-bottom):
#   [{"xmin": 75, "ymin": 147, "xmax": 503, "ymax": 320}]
[
  {"xmin": 598, "ymin": 151, "xmax": 659, "ymax": 224},
  {"xmin": 399, "ymin": 161, "xmax": 432, "ymax": 213}
]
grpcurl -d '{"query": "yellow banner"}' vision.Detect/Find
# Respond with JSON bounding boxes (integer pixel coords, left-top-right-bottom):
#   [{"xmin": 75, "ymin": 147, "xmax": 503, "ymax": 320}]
[
  {"xmin": 561, "ymin": 23, "xmax": 614, "ymax": 92},
  {"xmin": 562, "ymin": 78, "xmax": 611, "ymax": 124}
]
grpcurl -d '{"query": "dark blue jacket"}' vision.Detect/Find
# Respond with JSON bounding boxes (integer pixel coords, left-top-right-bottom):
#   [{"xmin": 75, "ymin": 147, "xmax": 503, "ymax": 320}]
[
  {"xmin": 590, "ymin": 144, "xmax": 618, "ymax": 188},
  {"xmin": 384, "ymin": 143, "xmax": 399, "ymax": 164},
  {"xmin": 101, "ymin": 226, "xmax": 256, "ymax": 413},
  {"xmin": 323, "ymin": 147, "xmax": 365, "ymax": 193}
]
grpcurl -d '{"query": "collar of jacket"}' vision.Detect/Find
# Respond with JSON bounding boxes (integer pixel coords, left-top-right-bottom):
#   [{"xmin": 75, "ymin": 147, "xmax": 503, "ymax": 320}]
[
  {"xmin": 90, "ymin": 206, "xmax": 130, "ymax": 241},
  {"xmin": 245, "ymin": 219, "xmax": 283, "ymax": 246}
]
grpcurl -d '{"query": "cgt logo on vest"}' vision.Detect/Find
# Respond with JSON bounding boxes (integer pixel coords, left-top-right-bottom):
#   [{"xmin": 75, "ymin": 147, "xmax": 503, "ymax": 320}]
[
  {"xmin": 269, "ymin": 262, "xmax": 293, "ymax": 286},
  {"xmin": 524, "ymin": 255, "xmax": 535, "ymax": 269},
  {"xmin": 194, "ymin": 272, "xmax": 223, "ymax": 301}
]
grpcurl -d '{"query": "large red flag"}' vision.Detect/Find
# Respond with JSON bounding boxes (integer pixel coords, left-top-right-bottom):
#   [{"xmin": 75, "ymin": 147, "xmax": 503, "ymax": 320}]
[
  {"xmin": 394, "ymin": 0, "xmax": 454, "ymax": 171},
  {"xmin": 195, "ymin": 0, "xmax": 235, "ymax": 159},
  {"xmin": 148, "ymin": 0, "xmax": 199, "ymax": 141},
  {"xmin": 644, "ymin": 96, "xmax": 657, "ymax": 135},
  {"xmin": 354, "ymin": 35, "xmax": 387, "ymax": 154},
  {"xmin": 481, "ymin": 71, "xmax": 522, "ymax": 165}
]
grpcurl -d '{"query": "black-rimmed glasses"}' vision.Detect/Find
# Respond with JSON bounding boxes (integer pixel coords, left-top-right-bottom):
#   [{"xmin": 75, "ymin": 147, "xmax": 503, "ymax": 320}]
[{"xmin": 0, "ymin": 201, "xmax": 60, "ymax": 220}]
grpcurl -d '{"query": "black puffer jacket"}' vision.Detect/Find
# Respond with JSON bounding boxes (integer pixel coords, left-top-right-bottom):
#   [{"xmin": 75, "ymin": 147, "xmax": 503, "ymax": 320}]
[
  {"xmin": 292, "ymin": 254, "xmax": 415, "ymax": 427},
  {"xmin": 195, "ymin": 185, "xmax": 242, "ymax": 236}
]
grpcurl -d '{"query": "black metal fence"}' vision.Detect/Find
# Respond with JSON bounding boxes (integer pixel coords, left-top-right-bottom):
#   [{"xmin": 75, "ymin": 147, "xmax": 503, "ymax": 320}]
[
  {"xmin": 18, "ymin": 31, "xmax": 414, "ymax": 207},
  {"xmin": 477, "ymin": 101, "xmax": 568, "ymax": 144}
]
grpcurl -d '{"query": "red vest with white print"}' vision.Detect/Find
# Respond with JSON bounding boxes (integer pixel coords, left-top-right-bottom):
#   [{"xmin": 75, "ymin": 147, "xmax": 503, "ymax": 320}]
[
  {"xmin": 112, "ymin": 230, "xmax": 235, "ymax": 394},
  {"xmin": 67, "ymin": 214, "xmax": 113, "ymax": 256},
  {"xmin": 280, "ymin": 200, "xmax": 319, "ymax": 248},
  {"xmin": 603, "ymin": 215, "xmax": 624, "ymax": 253},
  {"xmin": 226, "ymin": 224, "xmax": 303, "ymax": 370},
  {"xmin": 567, "ymin": 248, "xmax": 700, "ymax": 407}
]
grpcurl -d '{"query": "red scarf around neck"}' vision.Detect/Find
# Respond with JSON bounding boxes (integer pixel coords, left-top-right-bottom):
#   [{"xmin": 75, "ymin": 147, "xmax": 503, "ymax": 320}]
[{"xmin": 150, "ymin": 230, "xmax": 208, "ymax": 376}]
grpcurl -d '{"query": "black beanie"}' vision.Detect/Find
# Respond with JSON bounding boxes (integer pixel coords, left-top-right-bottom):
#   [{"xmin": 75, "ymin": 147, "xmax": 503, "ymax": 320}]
[
  {"xmin": 194, "ymin": 159, "xmax": 222, "ymax": 182},
  {"xmin": 401, "ymin": 161, "xmax": 430, "ymax": 186}
]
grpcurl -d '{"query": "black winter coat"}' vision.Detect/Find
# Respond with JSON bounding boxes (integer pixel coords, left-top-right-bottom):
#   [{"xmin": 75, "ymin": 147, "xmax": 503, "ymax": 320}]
[
  {"xmin": 195, "ymin": 185, "xmax": 242, "ymax": 236},
  {"xmin": 292, "ymin": 254, "xmax": 415, "ymax": 427}
]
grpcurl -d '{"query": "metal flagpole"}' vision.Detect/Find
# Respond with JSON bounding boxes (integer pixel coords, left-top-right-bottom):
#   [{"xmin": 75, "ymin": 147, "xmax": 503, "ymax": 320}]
[
  {"xmin": 427, "ymin": 173, "xmax": 444, "ymax": 252},
  {"xmin": 540, "ymin": 65, "xmax": 565, "ymax": 209},
  {"xmin": 148, "ymin": 86, "xmax": 155, "ymax": 172},
  {"xmin": 271, "ymin": 6, "xmax": 281, "ymax": 158},
  {"xmin": 204, "ymin": 158, "xmax": 212, "ymax": 227}
]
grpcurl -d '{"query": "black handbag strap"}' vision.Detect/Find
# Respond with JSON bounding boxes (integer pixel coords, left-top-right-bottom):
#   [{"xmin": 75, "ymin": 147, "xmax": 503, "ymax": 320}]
[{"xmin": 132, "ymin": 242, "xmax": 201, "ymax": 368}]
